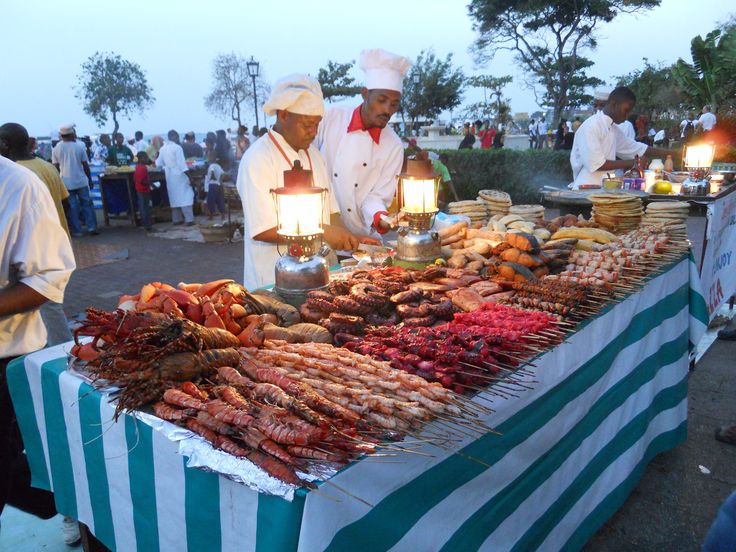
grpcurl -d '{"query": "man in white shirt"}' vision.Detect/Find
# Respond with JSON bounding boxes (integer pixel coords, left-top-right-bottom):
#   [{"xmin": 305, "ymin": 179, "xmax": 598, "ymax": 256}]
[
  {"xmin": 317, "ymin": 48, "xmax": 411, "ymax": 238},
  {"xmin": 569, "ymin": 86, "xmax": 671, "ymax": 189},
  {"xmin": 237, "ymin": 75, "xmax": 376, "ymax": 290},
  {"xmin": 0, "ymin": 154, "xmax": 75, "ymax": 521},
  {"xmin": 156, "ymin": 130, "xmax": 195, "ymax": 225},
  {"xmin": 697, "ymin": 105, "xmax": 717, "ymax": 132},
  {"xmin": 528, "ymin": 119, "xmax": 537, "ymax": 149},
  {"xmin": 133, "ymin": 130, "xmax": 149, "ymax": 152},
  {"xmin": 51, "ymin": 124, "xmax": 98, "ymax": 236},
  {"xmin": 537, "ymin": 116, "xmax": 548, "ymax": 149}
]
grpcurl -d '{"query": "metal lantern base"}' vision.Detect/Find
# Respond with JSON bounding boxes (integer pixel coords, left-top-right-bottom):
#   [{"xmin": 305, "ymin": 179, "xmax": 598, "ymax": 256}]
[
  {"xmin": 396, "ymin": 227, "xmax": 441, "ymax": 263},
  {"xmin": 274, "ymin": 254, "xmax": 329, "ymax": 307}
]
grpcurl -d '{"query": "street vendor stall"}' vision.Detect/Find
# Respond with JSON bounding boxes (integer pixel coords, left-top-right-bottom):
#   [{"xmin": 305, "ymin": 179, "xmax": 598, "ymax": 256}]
[
  {"xmin": 99, "ymin": 168, "xmax": 168, "ymax": 227},
  {"xmin": 99, "ymin": 166, "xmax": 207, "ymax": 226},
  {"xmin": 7, "ymin": 253, "xmax": 707, "ymax": 551}
]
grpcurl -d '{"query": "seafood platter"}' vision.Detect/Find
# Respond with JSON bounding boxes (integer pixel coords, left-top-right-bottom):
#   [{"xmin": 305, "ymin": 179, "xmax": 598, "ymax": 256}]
[{"xmin": 68, "ymin": 191, "xmax": 691, "ymax": 499}]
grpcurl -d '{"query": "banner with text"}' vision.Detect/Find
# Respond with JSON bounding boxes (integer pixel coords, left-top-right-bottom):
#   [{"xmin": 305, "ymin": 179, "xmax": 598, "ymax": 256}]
[{"xmin": 700, "ymin": 191, "xmax": 736, "ymax": 320}]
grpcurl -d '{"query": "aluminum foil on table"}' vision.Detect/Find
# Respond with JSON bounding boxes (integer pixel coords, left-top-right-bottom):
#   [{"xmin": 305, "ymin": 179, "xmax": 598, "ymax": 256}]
[{"xmin": 66, "ymin": 356, "xmax": 339, "ymax": 501}]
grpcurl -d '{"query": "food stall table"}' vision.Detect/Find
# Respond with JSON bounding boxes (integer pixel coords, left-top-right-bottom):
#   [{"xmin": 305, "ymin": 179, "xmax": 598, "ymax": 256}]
[
  {"xmin": 7, "ymin": 256, "xmax": 707, "ymax": 551},
  {"xmin": 99, "ymin": 170, "xmax": 168, "ymax": 227}
]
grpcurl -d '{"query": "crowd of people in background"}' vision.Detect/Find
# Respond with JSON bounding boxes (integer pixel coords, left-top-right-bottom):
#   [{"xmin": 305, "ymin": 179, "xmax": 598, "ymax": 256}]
[{"xmin": 21, "ymin": 123, "xmax": 275, "ymax": 237}]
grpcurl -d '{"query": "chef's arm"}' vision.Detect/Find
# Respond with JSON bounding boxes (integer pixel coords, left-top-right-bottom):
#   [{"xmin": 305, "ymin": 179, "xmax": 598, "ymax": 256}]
[
  {"xmin": 596, "ymin": 159, "xmax": 637, "ymax": 172},
  {"xmin": 252, "ymin": 227, "xmax": 280, "ymax": 244},
  {"xmin": 0, "ymin": 283, "xmax": 48, "ymax": 317},
  {"xmin": 254, "ymin": 225, "xmax": 374, "ymax": 250}
]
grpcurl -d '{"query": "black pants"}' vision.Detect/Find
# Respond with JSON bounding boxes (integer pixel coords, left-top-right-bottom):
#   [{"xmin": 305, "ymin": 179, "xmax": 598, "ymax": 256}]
[{"xmin": 0, "ymin": 357, "xmax": 57, "ymax": 519}]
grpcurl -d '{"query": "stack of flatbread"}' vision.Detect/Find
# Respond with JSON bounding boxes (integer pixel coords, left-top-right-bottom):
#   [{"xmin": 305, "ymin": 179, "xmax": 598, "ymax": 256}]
[
  {"xmin": 447, "ymin": 200, "xmax": 488, "ymax": 225},
  {"xmin": 477, "ymin": 189, "xmax": 512, "ymax": 217},
  {"xmin": 589, "ymin": 193, "xmax": 643, "ymax": 233},
  {"xmin": 641, "ymin": 201, "xmax": 689, "ymax": 236},
  {"xmin": 508, "ymin": 204, "xmax": 545, "ymax": 224}
]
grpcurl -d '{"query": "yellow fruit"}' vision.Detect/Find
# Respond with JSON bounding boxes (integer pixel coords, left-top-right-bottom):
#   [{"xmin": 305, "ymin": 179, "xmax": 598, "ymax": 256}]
[
  {"xmin": 434, "ymin": 258, "xmax": 447, "ymax": 266},
  {"xmin": 654, "ymin": 181, "xmax": 672, "ymax": 194}
]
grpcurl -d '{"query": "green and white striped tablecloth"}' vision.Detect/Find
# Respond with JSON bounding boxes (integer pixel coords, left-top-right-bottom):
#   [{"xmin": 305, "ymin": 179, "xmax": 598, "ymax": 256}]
[{"xmin": 7, "ymin": 256, "xmax": 708, "ymax": 551}]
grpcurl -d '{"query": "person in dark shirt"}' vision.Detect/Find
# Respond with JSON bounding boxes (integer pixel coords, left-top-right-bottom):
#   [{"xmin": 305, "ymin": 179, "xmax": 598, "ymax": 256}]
[
  {"xmin": 106, "ymin": 133, "xmax": 134, "ymax": 166},
  {"xmin": 181, "ymin": 131, "xmax": 204, "ymax": 158},
  {"xmin": 215, "ymin": 129, "xmax": 232, "ymax": 171}
]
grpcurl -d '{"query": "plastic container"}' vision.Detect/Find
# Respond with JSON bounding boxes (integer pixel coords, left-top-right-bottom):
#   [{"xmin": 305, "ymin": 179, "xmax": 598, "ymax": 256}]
[{"xmin": 649, "ymin": 159, "xmax": 664, "ymax": 180}]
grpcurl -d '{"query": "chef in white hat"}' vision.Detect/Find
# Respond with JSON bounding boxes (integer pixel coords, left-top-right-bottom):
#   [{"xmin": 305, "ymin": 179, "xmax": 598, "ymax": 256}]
[
  {"xmin": 236, "ymin": 74, "xmax": 376, "ymax": 289},
  {"xmin": 593, "ymin": 88, "xmax": 611, "ymax": 112},
  {"xmin": 316, "ymin": 48, "xmax": 412, "ymax": 238}
]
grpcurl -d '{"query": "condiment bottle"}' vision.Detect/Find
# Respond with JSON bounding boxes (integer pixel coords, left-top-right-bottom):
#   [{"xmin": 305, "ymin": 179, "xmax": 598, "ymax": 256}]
[
  {"xmin": 649, "ymin": 158, "xmax": 664, "ymax": 180},
  {"xmin": 664, "ymin": 155, "xmax": 674, "ymax": 173}
]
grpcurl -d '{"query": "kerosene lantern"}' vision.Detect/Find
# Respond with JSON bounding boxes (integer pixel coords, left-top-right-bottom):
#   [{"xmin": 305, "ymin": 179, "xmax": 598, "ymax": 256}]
[
  {"xmin": 271, "ymin": 160, "xmax": 330, "ymax": 306},
  {"xmin": 396, "ymin": 158, "xmax": 441, "ymax": 262},
  {"xmin": 683, "ymin": 144, "xmax": 715, "ymax": 195}
]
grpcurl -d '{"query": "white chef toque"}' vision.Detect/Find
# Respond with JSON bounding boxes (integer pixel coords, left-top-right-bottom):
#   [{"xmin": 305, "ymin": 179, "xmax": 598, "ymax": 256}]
[
  {"xmin": 359, "ymin": 48, "xmax": 412, "ymax": 93},
  {"xmin": 593, "ymin": 88, "xmax": 611, "ymax": 102},
  {"xmin": 263, "ymin": 74, "xmax": 325, "ymax": 117}
]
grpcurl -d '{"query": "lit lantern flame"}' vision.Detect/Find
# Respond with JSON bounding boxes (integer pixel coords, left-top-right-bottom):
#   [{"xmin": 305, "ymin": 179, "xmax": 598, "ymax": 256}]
[
  {"xmin": 401, "ymin": 177, "xmax": 438, "ymax": 213},
  {"xmin": 684, "ymin": 144, "xmax": 715, "ymax": 169},
  {"xmin": 274, "ymin": 190, "xmax": 324, "ymax": 237},
  {"xmin": 271, "ymin": 160, "xmax": 326, "ymax": 239},
  {"xmin": 399, "ymin": 159, "xmax": 439, "ymax": 214}
]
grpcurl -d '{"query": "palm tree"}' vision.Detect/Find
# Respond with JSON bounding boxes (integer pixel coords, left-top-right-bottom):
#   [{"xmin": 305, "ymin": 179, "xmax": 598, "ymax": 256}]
[{"xmin": 672, "ymin": 28, "xmax": 736, "ymax": 112}]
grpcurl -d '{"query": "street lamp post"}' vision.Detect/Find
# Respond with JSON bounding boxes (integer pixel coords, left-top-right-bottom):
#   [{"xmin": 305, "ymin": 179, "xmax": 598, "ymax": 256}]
[{"xmin": 246, "ymin": 56, "xmax": 260, "ymax": 129}]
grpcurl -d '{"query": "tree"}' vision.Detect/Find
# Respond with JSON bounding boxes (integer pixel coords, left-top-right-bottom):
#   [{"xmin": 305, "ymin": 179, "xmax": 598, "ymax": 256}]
[
  {"xmin": 204, "ymin": 53, "xmax": 270, "ymax": 128},
  {"xmin": 468, "ymin": 0, "xmax": 660, "ymax": 123},
  {"xmin": 75, "ymin": 52, "xmax": 154, "ymax": 135},
  {"xmin": 467, "ymin": 75, "xmax": 513, "ymax": 125},
  {"xmin": 401, "ymin": 50, "xmax": 465, "ymax": 126},
  {"xmin": 616, "ymin": 59, "xmax": 684, "ymax": 119},
  {"xmin": 672, "ymin": 28, "xmax": 736, "ymax": 112},
  {"xmin": 528, "ymin": 55, "xmax": 602, "ymax": 118},
  {"xmin": 317, "ymin": 60, "xmax": 361, "ymax": 102}
]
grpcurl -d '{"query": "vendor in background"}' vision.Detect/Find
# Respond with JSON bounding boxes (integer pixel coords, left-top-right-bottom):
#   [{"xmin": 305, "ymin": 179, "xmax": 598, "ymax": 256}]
[
  {"xmin": 697, "ymin": 105, "xmax": 717, "ymax": 133},
  {"xmin": 126, "ymin": 135, "xmax": 138, "ymax": 156},
  {"xmin": 235, "ymin": 125, "xmax": 251, "ymax": 161},
  {"xmin": 316, "ymin": 48, "xmax": 411, "ymax": 239},
  {"xmin": 157, "ymin": 130, "xmax": 195, "ymax": 226},
  {"xmin": 569, "ymin": 86, "xmax": 672, "ymax": 190},
  {"xmin": 237, "ymin": 74, "xmax": 378, "ymax": 290},
  {"xmin": 0, "ymin": 154, "xmax": 76, "ymax": 539},
  {"xmin": 181, "ymin": 131, "xmax": 204, "ymax": 159},
  {"xmin": 107, "ymin": 133, "xmax": 134, "ymax": 166},
  {"xmin": 593, "ymin": 88, "xmax": 610, "ymax": 112},
  {"xmin": 133, "ymin": 130, "xmax": 148, "ymax": 152}
]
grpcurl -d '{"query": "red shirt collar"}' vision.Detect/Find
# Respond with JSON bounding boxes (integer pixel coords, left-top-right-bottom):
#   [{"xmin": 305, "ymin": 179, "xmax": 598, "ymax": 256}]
[{"xmin": 347, "ymin": 104, "xmax": 382, "ymax": 144}]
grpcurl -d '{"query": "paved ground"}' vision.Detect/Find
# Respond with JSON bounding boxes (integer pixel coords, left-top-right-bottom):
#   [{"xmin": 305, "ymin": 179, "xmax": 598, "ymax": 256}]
[{"xmin": 1, "ymin": 213, "xmax": 734, "ymax": 551}]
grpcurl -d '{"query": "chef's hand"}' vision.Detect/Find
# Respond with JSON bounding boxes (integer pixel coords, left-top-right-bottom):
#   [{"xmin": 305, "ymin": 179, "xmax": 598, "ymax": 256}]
[
  {"xmin": 358, "ymin": 235, "xmax": 382, "ymax": 246},
  {"xmin": 324, "ymin": 225, "xmax": 361, "ymax": 251}
]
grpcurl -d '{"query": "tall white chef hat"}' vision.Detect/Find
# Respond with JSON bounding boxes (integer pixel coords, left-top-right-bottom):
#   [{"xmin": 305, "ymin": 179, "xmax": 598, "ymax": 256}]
[
  {"xmin": 359, "ymin": 48, "xmax": 412, "ymax": 93},
  {"xmin": 263, "ymin": 74, "xmax": 324, "ymax": 117}
]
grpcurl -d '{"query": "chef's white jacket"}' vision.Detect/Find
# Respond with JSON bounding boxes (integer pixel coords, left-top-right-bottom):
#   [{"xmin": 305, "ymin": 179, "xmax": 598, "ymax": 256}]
[
  {"xmin": 156, "ymin": 142, "xmax": 194, "ymax": 208},
  {"xmin": 0, "ymin": 157, "xmax": 75, "ymax": 357},
  {"xmin": 316, "ymin": 105, "xmax": 403, "ymax": 237},
  {"xmin": 570, "ymin": 111, "xmax": 648, "ymax": 189},
  {"xmin": 236, "ymin": 130, "xmax": 338, "ymax": 290}
]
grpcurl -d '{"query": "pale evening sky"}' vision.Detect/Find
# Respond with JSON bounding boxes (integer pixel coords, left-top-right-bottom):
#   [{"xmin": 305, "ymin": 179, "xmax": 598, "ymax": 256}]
[{"xmin": 0, "ymin": 0, "xmax": 732, "ymax": 138}]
